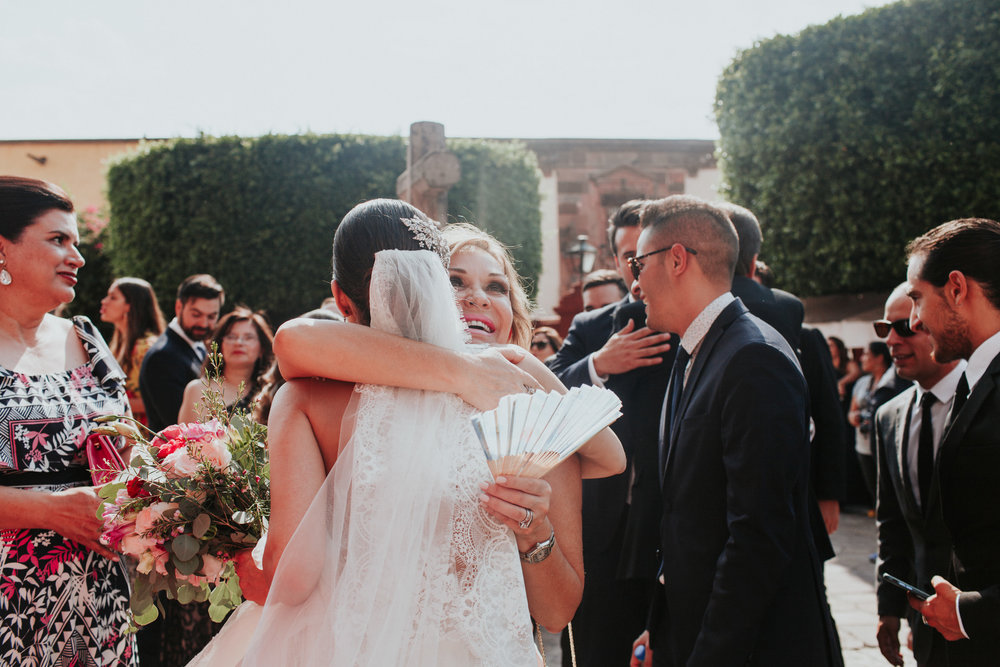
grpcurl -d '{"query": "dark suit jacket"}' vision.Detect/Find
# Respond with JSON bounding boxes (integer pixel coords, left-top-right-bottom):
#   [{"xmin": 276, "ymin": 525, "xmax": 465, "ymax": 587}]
[
  {"xmin": 732, "ymin": 277, "xmax": 844, "ymax": 560},
  {"xmin": 936, "ymin": 350, "xmax": 1000, "ymax": 658},
  {"xmin": 548, "ymin": 298, "xmax": 674, "ymax": 666},
  {"xmin": 651, "ymin": 300, "xmax": 840, "ymax": 667},
  {"xmin": 139, "ymin": 327, "xmax": 203, "ymax": 432},
  {"xmin": 874, "ymin": 387, "xmax": 953, "ymax": 664}
]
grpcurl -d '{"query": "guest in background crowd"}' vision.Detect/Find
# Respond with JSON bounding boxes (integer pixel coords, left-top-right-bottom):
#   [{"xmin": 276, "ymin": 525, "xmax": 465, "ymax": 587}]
[
  {"xmin": 137, "ymin": 273, "xmax": 224, "ymax": 667},
  {"xmin": 548, "ymin": 199, "xmax": 676, "ymax": 666},
  {"xmin": 906, "ymin": 218, "xmax": 1000, "ymax": 664},
  {"xmin": 849, "ymin": 341, "xmax": 910, "ymax": 505},
  {"xmin": 722, "ymin": 202, "xmax": 845, "ymax": 542},
  {"xmin": 582, "ymin": 268, "xmax": 627, "ymax": 312},
  {"xmin": 829, "ymin": 335, "xmax": 862, "ymax": 404},
  {"xmin": 873, "ymin": 283, "xmax": 964, "ymax": 667},
  {"xmin": 100, "ymin": 276, "xmax": 165, "ymax": 425},
  {"xmin": 139, "ymin": 274, "xmax": 224, "ymax": 432},
  {"xmin": 530, "ymin": 326, "xmax": 562, "ymax": 362},
  {"xmin": 177, "ymin": 307, "xmax": 275, "ymax": 424},
  {"xmin": 0, "ymin": 176, "xmax": 137, "ymax": 665}
]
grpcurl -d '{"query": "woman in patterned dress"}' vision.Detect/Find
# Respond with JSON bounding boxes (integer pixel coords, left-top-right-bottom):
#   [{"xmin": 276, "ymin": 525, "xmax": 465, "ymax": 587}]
[
  {"xmin": 100, "ymin": 277, "xmax": 165, "ymax": 426},
  {"xmin": 0, "ymin": 176, "xmax": 137, "ymax": 667}
]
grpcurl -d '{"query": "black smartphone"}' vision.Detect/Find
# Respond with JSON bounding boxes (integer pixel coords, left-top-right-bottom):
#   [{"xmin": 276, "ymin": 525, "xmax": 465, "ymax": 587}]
[{"xmin": 880, "ymin": 573, "xmax": 931, "ymax": 601}]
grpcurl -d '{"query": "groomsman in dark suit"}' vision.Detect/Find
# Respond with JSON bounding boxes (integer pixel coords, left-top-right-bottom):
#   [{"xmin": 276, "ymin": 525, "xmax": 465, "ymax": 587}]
[
  {"xmin": 905, "ymin": 219, "xmax": 1000, "ymax": 663},
  {"xmin": 548, "ymin": 200, "xmax": 675, "ymax": 666},
  {"xmin": 873, "ymin": 284, "xmax": 964, "ymax": 667},
  {"xmin": 631, "ymin": 196, "xmax": 840, "ymax": 666},
  {"xmin": 722, "ymin": 203, "xmax": 845, "ymax": 546},
  {"xmin": 139, "ymin": 274, "xmax": 224, "ymax": 432}
]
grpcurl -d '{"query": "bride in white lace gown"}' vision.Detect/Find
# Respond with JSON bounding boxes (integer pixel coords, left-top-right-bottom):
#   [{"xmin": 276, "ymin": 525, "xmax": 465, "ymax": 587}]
[{"xmin": 191, "ymin": 200, "xmax": 623, "ymax": 666}]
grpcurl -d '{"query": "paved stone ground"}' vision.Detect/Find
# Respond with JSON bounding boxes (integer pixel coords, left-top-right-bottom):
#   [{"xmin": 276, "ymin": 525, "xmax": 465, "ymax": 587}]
[{"xmin": 541, "ymin": 510, "xmax": 906, "ymax": 666}]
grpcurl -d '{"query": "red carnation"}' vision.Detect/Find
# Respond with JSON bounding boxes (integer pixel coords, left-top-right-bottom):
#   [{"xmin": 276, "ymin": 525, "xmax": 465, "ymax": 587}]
[{"xmin": 126, "ymin": 477, "xmax": 150, "ymax": 498}]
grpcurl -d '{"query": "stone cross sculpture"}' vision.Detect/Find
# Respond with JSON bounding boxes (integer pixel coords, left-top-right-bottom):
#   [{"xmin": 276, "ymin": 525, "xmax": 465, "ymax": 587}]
[{"xmin": 396, "ymin": 121, "xmax": 461, "ymax": 224}]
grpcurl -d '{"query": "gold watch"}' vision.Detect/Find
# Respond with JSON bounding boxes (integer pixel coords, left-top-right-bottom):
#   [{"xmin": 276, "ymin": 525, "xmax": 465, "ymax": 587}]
[{"xmin": 519, "ymin": 529, "xmax": 556, "ymax": 564}]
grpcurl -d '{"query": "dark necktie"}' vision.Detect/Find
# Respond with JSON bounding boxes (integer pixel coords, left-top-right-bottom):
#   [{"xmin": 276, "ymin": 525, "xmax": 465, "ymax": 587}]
[
  {"xmin": 949, "ymin": 372, "xmax": 969, "ymax": 426},
  {"xmin": 918, "ymin": 392, "xmax": 936, "ymax": 509},
  {"xmin": 668, "ymin": 347, "xmax": 691, "ymax": 434}
]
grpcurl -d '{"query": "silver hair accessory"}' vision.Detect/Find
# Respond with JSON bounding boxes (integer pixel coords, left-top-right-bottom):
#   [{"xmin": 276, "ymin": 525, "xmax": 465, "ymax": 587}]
[{"xmin": 401, "ymin": 216, "xmax": 450, "ymax": 268}]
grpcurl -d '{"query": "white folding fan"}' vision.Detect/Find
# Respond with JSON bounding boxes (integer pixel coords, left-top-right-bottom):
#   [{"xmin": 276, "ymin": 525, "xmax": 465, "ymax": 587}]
[{"xmin": 470, "ymin": 385, "xmax": 623, "ymax": 479}]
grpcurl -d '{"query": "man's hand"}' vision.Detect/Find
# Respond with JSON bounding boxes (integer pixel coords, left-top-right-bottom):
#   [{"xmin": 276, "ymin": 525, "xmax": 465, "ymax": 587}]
[
  {"xmin": 910, "ymin": 575, "xmax": 966, "ymax": 641},
  {"xmin": 819, "ymin": 498, "xmax": 840, "ymax": 534},
  {"xmin": 876, "ymin": 615, "xmax": 903, "ymax": 666},
  {"xmin": 592, "ymin": 320, "xmax": 673, "ymax": 377},
  {"xmin": 630, "ymin": 630, "xmax": 652, "ymax": 666}
]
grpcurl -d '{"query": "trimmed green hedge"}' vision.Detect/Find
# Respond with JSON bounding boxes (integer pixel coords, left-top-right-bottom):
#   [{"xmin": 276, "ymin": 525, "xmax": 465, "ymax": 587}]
[
  {"xmin": 715, "ymin": 0, "xmax": 1000, "ymax": 296},
  {"xmin": 103, "ymin": 134, "xmax": 541, "ymax": 324}
]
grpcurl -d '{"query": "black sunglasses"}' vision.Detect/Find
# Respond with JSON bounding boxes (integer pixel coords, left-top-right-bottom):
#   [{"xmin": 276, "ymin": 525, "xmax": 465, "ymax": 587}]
[
  {"xmin": 530, "ymin": 340, "xmax": 552, "ymax": 351},
  {"xmin": 873, "ymin": 318, "xmax": 916, "ymax": 338},
  {"xmin": 627, "ymin": 244, "xmax": 698, "ymax": 280}
]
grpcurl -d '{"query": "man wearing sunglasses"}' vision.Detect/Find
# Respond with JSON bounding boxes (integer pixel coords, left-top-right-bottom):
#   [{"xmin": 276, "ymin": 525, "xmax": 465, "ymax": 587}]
[
  {"xmin": 629, "ymin": 196, "xmax": 840, "ymax": 667},
  {"xmin": 904, "ymin": 218, "xmax": 1000, "ymax": 665},
  {"xmin": 873, "ymin": 284, "xmax": 964, "ymax": 667}
]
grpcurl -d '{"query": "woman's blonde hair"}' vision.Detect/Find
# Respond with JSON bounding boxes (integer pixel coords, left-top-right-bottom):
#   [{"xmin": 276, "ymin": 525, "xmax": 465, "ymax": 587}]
[{"xmin": 443, "ymin": 223, "xmax": 533, "ymax": 349}]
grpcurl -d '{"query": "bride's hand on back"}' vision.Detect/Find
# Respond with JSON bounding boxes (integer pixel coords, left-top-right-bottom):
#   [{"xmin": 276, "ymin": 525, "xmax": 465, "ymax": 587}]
[
  {"xmin": 457, "ymin": 346, "xmax": 541, "ymax": 411},
  {"xmin": 478, "ymin": 475, "xmax": 553, "ymax": 549}
]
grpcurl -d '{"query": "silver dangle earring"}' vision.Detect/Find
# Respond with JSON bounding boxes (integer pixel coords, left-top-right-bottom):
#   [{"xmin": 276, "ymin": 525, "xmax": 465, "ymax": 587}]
[{"xmin": 0, "ymin": 258, "xmax": 10, "ymax": 286}]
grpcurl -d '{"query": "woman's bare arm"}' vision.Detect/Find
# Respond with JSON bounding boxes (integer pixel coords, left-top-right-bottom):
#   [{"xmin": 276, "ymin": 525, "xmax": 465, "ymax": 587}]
[{"xmin": 274, "ymin": 319, "xmax": 540, "ymax": 410}]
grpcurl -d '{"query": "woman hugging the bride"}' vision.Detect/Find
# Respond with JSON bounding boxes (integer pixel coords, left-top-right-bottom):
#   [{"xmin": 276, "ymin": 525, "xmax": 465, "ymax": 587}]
[{"xmin": 193, "ymin": 199, "xmax": 624, "ymax": 666}]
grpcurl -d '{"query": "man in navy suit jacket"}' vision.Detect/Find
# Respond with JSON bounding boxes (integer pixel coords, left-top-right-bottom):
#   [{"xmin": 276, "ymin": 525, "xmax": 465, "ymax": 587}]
[
  {"xmin": 139, "ymin": 274, "xmax": 224, "ymax": 432},
  {"xmin": 907, "ymin": 218, "xmax": 1000, "ymax": 663},
  {"xmin": 631, "ymin": 196, "xmax": 840, "ymax": 666},
  {"xmin": 549, "ymin": 201, "xmax": 675, "ymax": 666}
]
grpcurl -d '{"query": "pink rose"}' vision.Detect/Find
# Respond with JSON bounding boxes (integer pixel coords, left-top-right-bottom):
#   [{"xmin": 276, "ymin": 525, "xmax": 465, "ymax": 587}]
[
  {"xmin": 135, "ymin": 501, "xmax": 179, "ymax": 536},
  {"xmin": 200, "ymin": 554, "xmax": 225, "ymax": 584},
  {"xmin": 197, "ymin": 437, "xmax": 232, "ymax": 470},
  {"xmin": 161, "ymin": 449, "xmax": 201, "ymax": 478}
]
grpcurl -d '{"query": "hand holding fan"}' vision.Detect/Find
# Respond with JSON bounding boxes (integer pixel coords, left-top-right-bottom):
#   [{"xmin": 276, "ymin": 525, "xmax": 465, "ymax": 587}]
[{"xmin": 471, "ymin": 385, "xmax": 622, "ymax": 478}]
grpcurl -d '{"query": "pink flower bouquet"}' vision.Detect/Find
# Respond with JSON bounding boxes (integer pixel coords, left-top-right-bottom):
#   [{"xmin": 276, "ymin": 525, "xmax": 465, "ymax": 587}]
[{"xmin": 95, "ymin": 411, "xmax": 269, "ymax": 628}]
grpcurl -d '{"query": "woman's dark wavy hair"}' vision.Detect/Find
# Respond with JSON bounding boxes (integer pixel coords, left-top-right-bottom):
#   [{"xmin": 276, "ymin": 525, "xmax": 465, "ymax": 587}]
[
  {"xmin": 109, "ymin": 277, "xmax": 166, "ymax": 374},
  {"xmin": 204, "ymin": 307, "xmax": 275, "ymax": 399},
  {"xmin": 331, "ymin": 199, "xmax": 429, "ymax": 325},
  {"xmin": 0, "ymin": 176, "xmax": 74, "ymax": 241}
]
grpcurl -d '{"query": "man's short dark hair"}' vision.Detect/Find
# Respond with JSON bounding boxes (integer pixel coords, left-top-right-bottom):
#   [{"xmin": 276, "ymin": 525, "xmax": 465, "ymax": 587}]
[
  {"xmin": 582, "ymin": 269, "xmax": 627, "ymax": 296},
  {"xmin": 177, "ymin": 274, "xmax": 225, "ymax": 306},
  {"xmin": 639, "ymin": 195, "xmax": 738, "ymax": 285},
  {"xmin": 606, "ymin": 200, "xmax": 649, "ymax": 255},
  {"xmin": 717, "ymin": 203, "xmax": 762, "ymax": 278},
  {"xmin": 907, "ymin": 218, "xmax": 1000, "ymax": 311}
]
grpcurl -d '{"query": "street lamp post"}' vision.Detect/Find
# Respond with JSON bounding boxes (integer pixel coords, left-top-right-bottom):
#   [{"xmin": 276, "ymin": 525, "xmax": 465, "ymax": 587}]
[{"xmin": 566, "ymin": 234, "xmax": 597, "ymax": 280}]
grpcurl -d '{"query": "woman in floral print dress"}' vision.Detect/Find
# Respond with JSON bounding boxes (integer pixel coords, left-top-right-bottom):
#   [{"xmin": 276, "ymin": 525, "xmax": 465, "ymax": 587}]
[{"xmin": 0, "ymin": 176, "xmax": 137, "ymax": 667}]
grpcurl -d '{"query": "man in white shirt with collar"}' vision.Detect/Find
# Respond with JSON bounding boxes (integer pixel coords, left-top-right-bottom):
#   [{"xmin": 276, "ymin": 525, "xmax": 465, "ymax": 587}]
[
  {"xmin": 906, "ymin": 218, "xmax": 1000, "ymax": 664},
  {"xmin": 873, "ymin": 283, "xmax": 965, "ymax": 667},
  {"xmin": 139, "ymin": 274, "xmax": 224, "ymax": 433},
  {"xmin": 629, "ymin": 196, "xmax": 840, "ymax": 667}
]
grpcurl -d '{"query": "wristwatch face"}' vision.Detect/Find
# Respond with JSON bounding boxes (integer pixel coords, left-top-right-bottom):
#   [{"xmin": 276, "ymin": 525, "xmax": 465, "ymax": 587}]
[{"xmin": 521, "ymin": 532, "xmax": 555, "ymax": 563}]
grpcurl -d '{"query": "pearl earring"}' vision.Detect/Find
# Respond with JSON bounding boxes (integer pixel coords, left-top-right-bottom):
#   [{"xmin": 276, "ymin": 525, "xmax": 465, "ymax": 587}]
[{"xmin": 0, "ymin": 259, "xmax": 10, "ymax": 286}]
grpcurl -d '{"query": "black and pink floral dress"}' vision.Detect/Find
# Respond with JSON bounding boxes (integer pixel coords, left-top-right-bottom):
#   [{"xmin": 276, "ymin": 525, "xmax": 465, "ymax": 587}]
[{"xmin": 0, "ymin": 317, "xmax": 137, "ymax": 667}]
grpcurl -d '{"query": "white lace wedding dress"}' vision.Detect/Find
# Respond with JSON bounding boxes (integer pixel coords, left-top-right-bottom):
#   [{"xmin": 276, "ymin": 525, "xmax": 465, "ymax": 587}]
[{"xmin": 188, "ymin": 250, "xmax": 538, "ymax": 666}]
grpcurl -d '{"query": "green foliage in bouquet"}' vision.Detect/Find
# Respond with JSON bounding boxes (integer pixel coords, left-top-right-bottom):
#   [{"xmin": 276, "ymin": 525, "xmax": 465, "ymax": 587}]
[{"xmin": 95, "ymin": 351, "xmax": 269, "ymax": 628}]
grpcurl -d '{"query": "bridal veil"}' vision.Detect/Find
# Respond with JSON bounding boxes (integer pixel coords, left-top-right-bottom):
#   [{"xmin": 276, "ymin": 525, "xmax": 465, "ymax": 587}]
[{"xmin": 190, "ymin": 249, "xmax": 537, "ymax": 666}]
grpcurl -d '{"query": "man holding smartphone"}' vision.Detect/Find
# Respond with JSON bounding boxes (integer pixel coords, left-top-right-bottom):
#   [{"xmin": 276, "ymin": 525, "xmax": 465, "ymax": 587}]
[{"xmin": 873, "ymin": 284, "xmax": 964, "ymax": 666}]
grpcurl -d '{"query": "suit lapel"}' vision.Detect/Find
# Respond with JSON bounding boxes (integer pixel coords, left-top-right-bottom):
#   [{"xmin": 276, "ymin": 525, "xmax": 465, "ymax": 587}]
[
  {"xmin": 933, "ymin": 353, "xmax": 1000, "ymax": 508},
  {"xmin": 661, "ymin": 300, "xmax": 745, "ymax": 482},
  {"xmin": 895, "ymin": 390, "xmax": 922, "ymax": 517}
]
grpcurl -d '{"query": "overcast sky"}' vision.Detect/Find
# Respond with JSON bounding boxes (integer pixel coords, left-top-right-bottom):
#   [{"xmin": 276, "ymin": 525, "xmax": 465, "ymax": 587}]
[{"xmin": 1, "ymin": 0, "xmax": 884, "ymax": 141}]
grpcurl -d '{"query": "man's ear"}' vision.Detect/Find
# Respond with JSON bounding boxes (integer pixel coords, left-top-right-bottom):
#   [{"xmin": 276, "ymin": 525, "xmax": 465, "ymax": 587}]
[
  {"xmin": 945, "ymin": 270, "xmax": 969, "ymax": 308},
  {"xmin": 670, "ymin": 243, "xmax": 690, "ymax": 272},
  {"xmin": 175, "ymin": 299, "xmax": 183, "ymax": 319},
  {"xmin": 331, "ymin": 281, "xmax": 360, "ymax": 323}
]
